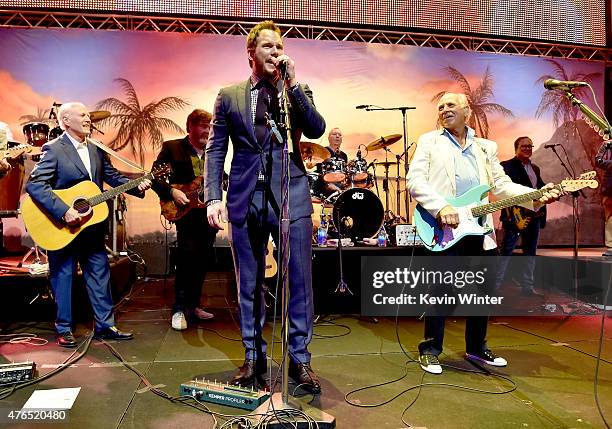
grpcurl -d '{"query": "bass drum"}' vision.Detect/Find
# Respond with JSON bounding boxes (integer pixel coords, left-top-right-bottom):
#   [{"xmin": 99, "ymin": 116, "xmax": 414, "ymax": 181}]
[{"xmin": 332, "ymin": 188, "xmax": 383, "ymax": 239}]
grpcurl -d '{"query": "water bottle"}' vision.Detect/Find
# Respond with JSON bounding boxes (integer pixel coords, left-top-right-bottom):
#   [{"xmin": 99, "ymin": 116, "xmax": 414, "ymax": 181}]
[
  {"xmin": 316, "ymin": 220, "xmax": 328, "ymax": 247},
  {"xmin": 377, "ymin": 225, "xmax": 388, "ymax": 247}
]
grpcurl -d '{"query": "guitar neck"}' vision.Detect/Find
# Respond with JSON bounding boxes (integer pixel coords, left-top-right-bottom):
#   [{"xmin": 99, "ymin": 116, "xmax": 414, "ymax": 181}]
[
  {"xmin": 88, "ymin": 173, "xmax": 151, "ymax": 207},
  {"xmin": 471, "ymin": 185, "xmax": 558, "ymax": 217}
]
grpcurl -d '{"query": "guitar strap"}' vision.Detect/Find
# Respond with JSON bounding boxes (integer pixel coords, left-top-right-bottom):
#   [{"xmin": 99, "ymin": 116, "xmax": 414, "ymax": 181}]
[{"xmin": 85, "ymin": 137, "xmax": 146, "ymax": 173}]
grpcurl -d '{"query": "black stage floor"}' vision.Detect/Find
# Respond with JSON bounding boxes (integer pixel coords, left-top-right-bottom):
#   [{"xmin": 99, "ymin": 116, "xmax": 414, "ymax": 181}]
[{"xmin": 0, "ymin": 249, "xmax": 610, "ymax": 428}]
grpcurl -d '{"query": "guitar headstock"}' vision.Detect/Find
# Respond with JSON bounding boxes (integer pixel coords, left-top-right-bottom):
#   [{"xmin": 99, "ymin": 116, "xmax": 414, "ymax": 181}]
[
  {"xmin": 1, "ymin": 144, "xmax": 33, "ymax": 160},
  {"xmin": 151, "ymin": 163, "xmax": 172, "ymax": 183},
  {"xmin": 560, "ymin": 171, "xmax": 599, "ymax": 192}
]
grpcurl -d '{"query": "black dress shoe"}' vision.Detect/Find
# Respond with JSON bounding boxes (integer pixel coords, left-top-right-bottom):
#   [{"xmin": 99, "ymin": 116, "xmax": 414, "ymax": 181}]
[
  {"xmin": 94, "ymin": 326, "xmax": 134, "ymax": 340},
  {"xmin": 231, "ymin": 359, "xmax": 268, "ymax": 390},
  {"xmin": 57, "ymin": 332, "xmax": 77, "ymax": 348},
  {"xmin": 288, "ymin": 361, "xmax": 321, "ymax": 394}
]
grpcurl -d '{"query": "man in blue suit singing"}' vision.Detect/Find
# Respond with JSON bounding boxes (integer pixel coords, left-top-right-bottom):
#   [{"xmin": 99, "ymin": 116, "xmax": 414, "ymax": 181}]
[
  {"xmin": 204, "ymin": 20, "xmax": 326, "ymax": 393},
  {"xmin": 26, "ymin": 102, "xmax": 151, "ymax": 347}
]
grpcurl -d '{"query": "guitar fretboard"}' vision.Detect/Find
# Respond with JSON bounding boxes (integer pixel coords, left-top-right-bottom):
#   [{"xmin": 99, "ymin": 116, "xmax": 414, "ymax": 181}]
[
  {"xmin": 87, "ymin": 173, "xmax": 152, "ymax": 207},
  {"xmin": 471, "ymin": 184, "xmax": 561, "ymax": 217}
]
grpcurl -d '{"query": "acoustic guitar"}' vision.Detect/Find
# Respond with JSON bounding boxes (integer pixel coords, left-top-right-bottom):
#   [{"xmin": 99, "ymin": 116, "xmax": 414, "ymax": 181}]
[{"xmin": 21, "ymin": 164, "xmax": 171, "ymax": 251}]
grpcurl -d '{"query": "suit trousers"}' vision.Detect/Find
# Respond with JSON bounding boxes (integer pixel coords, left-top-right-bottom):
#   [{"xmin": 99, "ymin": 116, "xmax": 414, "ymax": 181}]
[
  {"xmin": 47, "ymin": 226, "xmax": 115, "ymax": 334},
  {"xmin": 229, "ymin": 188, "xmax": 314, "ymax": 363},
  {"xmin": 418, "ymin": 236, "xmax": 496, "ymax": 356}
]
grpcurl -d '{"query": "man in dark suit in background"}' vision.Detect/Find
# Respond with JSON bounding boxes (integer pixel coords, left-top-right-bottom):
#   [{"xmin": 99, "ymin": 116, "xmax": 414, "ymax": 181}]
[
  {"xmin": 204, "ymin": 20, "xmax": 326, "ymax": 392},
  {"xmin": 26, "ymin": 102, "xmax": 151, "ymax": 347},
  {"xmin": 152, "ymin": 109, "xmax": 218, "ymax": 330},
  {"xmin": 496, "ymin": 136, "xmax": 547, "ymax": 295}
]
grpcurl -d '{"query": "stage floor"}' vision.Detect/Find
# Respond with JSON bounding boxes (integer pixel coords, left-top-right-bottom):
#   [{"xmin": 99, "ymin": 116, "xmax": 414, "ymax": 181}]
[{"xmin": 0, "ymin": 268, "xmax": 610, "ymax": 429}]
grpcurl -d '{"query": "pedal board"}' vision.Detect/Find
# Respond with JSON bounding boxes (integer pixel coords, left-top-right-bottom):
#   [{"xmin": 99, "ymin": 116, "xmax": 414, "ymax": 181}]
[
  {"xmin": 0, "ymin": 361, "xmax": 36, "ymax": 386},
  {"xmin": 179, "ymin": 379, "xmax": 270, "ymax": 410}
]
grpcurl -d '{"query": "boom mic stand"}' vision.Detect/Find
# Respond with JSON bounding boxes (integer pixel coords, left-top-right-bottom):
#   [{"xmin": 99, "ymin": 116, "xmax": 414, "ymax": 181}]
[
  {"xmin": 362, "ymin": 105, "xmax": 415, "ymax": 221},
  {"xmin": 254, "ymin": 70, "xmax": 335, "ymax": 428}
]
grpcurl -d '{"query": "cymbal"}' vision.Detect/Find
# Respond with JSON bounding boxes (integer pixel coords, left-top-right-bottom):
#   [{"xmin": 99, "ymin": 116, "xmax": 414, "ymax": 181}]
[
  {"xmin": 375, "ymin": 161, "xmax": 399, "ymax": 167},
  {"xmin": 299, "ymin": 141, "xmax": 328, "ymax": 163},
  {"xmin": 89, "ymin": 111, "xmax": 111, "ymax": 123},
  {"xmin": 366, "ymin": 134, "xmax": 402, "ymax": 151}
]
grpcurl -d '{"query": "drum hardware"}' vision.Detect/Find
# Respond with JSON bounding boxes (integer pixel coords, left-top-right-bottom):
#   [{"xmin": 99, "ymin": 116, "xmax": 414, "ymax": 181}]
[
  {"xmin": 358, "ymin": 105, "xmax": 416, "ymax": 223},
  {"xmin": 22, "ymin": 122, "xmax": 50, "ymax": 147}
]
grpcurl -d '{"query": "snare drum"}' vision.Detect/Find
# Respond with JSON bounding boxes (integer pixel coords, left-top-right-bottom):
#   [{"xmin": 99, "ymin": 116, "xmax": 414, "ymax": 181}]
[
  {"xmin": 22, "ymin": 122, "xmax": 50, "ymax": 147},
  {"xmin": 321, "ymin": 158, "xmax": 346, "ymax": 183}
]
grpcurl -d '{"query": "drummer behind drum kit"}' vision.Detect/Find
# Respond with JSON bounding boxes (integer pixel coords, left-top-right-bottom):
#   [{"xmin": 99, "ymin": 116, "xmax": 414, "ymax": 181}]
[{"xmin": 300, "ymin": 134, "xmax": 417, "ymax": 245}]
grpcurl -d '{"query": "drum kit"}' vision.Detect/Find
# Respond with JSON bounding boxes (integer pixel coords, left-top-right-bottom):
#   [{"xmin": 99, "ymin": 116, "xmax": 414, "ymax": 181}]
[{"xmin": 301, "ymin": 133, "xmax": 407, "ymax": 242}]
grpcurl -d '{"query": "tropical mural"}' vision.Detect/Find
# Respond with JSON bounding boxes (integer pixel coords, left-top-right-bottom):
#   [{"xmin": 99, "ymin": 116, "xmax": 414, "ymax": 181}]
[{"xmin": 0, "ymin": 28, "xmax": 606, "ymax": 248}]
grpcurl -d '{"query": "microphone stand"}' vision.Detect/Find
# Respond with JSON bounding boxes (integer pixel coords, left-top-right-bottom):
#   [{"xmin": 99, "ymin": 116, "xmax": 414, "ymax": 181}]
[
  {"xmin": 547, "ymin": 145, "xmax": 580, "ymax": 258},
  {"xmin": 255, "ymin": 71, "xmax": 335, "ymax": 428},
  {"xmin": 363, "ymin": 105, "xmax": 415, "ymax": 222}
]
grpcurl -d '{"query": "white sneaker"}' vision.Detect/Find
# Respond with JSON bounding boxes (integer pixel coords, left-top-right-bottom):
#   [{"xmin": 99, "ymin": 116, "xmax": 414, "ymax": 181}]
[
  {"xmin": 465, "ymin": 349, "xmax": 507, "ymax": 367},
  {"xmin": 419, "ymin": 353, "xmax": 442, "ymax": 374},
  {"xmin": 171, "ymin": 311, "xmax": 187, "ymax": 330},
  {"xmin": 193, "ymin": 307, "xmax": 214, "ymax": 320}
]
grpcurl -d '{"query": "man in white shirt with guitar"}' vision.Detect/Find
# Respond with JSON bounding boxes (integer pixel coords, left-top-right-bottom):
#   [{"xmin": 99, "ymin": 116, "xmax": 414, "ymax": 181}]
[
  {"xmin": 407, "ymin": 92, "xmax": 562, "ymax": 374},
  {"xmin": 25, "ymin": 102, "xmax": 152, "ymax": 348}
]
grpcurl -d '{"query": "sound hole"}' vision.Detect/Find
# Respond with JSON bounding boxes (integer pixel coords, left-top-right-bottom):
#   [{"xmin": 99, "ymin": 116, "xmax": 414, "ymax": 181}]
[{"xmin": 73, "ymin": 198, "xmax": 91, "ymax": 215}]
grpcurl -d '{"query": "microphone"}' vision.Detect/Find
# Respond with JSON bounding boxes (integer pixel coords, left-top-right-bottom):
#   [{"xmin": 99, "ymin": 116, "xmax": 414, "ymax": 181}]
[
  {"xmin": 367, "ymin": 159, "xmax": 377, "ymax": 169},
  {"xmin": 544, "ymin": 79, "xmax": 588, "ymax": 91},
  {"xmin": 355, "ymin": 105, "xmax": 370, "ymax": 109},
  {"xmin": 278, "ymin": 58, "xmax": 288, "ymax": 76},
  {"xmin": 544, "ymin": 143, "xmax": 560, "ymax": 149}
]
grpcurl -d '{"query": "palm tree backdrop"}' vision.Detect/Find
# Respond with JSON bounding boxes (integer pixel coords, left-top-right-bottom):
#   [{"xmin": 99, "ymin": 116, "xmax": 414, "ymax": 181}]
[
  {"xmin": 432, "ymin": 66, "xmax": 513, "ymax": 138},
  {"xmin": 535, "ymin": 59, "xmax": 602, "ymax": 165},
  {"xmin": 96, "ymin": 78, "xmax": 189, "ymax": 167},
  {"xmin": 19, "ymin": 107, "xmax": 54, "ymax": 126}
]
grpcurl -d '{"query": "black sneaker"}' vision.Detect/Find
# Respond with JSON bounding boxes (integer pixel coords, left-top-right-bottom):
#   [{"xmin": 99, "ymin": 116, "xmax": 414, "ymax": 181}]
[
  {"xmin": 465, "ymin": 349, "xmax": 507, "ymax": 367},
  {"xmin": 419, "ymin": 353, "xmax": 442, "ymax": 374}
]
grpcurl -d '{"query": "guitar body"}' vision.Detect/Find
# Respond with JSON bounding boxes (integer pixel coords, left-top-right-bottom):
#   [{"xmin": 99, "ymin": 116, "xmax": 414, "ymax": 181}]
[
  {"xmin": 502, "ymin": 206, "xmax": 542, "ymax": 231},
  {"xmin": 265, "ymin": 240, "xmax": 277, "ymax": 279},
  {"xmin": 21, "ymin": 181, "xmax": 109, "ymax": 251},
  {"xmin": 160, "ymin": 176, "xmax": 205, "ymax": 222},
  {"xmin": 413, "ymin": 184, "xmax": 492, "ymax": 252}
]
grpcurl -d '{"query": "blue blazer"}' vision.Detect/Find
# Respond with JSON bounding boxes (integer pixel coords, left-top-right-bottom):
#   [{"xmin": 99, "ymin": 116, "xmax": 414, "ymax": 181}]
[
  {"xmin": 204, "ymin": 79, "xmax": 326, "ymax": 224},
  {"xmin": 26, "ymin": 133, "xmax": 143, "ymax": 223}
]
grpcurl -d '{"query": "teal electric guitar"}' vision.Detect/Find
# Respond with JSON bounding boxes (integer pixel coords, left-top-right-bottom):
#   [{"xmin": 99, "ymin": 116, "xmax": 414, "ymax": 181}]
[{"xmin": 413, "ymin": 171, "xmax": 598, "ymax": 252}]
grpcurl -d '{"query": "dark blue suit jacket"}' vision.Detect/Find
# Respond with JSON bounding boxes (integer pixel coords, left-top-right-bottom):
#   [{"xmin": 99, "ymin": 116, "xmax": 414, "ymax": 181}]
[
  {"xmin": 500, "ymin": 156, "xmax": 547, "ymax": 228},
  {"xmin": 26, "ymin": 133, "xmax": 142, "ymax": 224},
  {"xmin": 204, "ymin": 79, "xmax": 326, "ymax": 224}
]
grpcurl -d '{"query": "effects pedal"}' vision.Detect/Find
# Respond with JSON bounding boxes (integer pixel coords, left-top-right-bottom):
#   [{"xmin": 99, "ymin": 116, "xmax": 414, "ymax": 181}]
[
  {"xmin": 0, "ymin": 361, "xmax": 36, "ymax": 386},
  {"xmin": 179, "ymin": 379, "xmax": 270, "ymax": 410}
]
